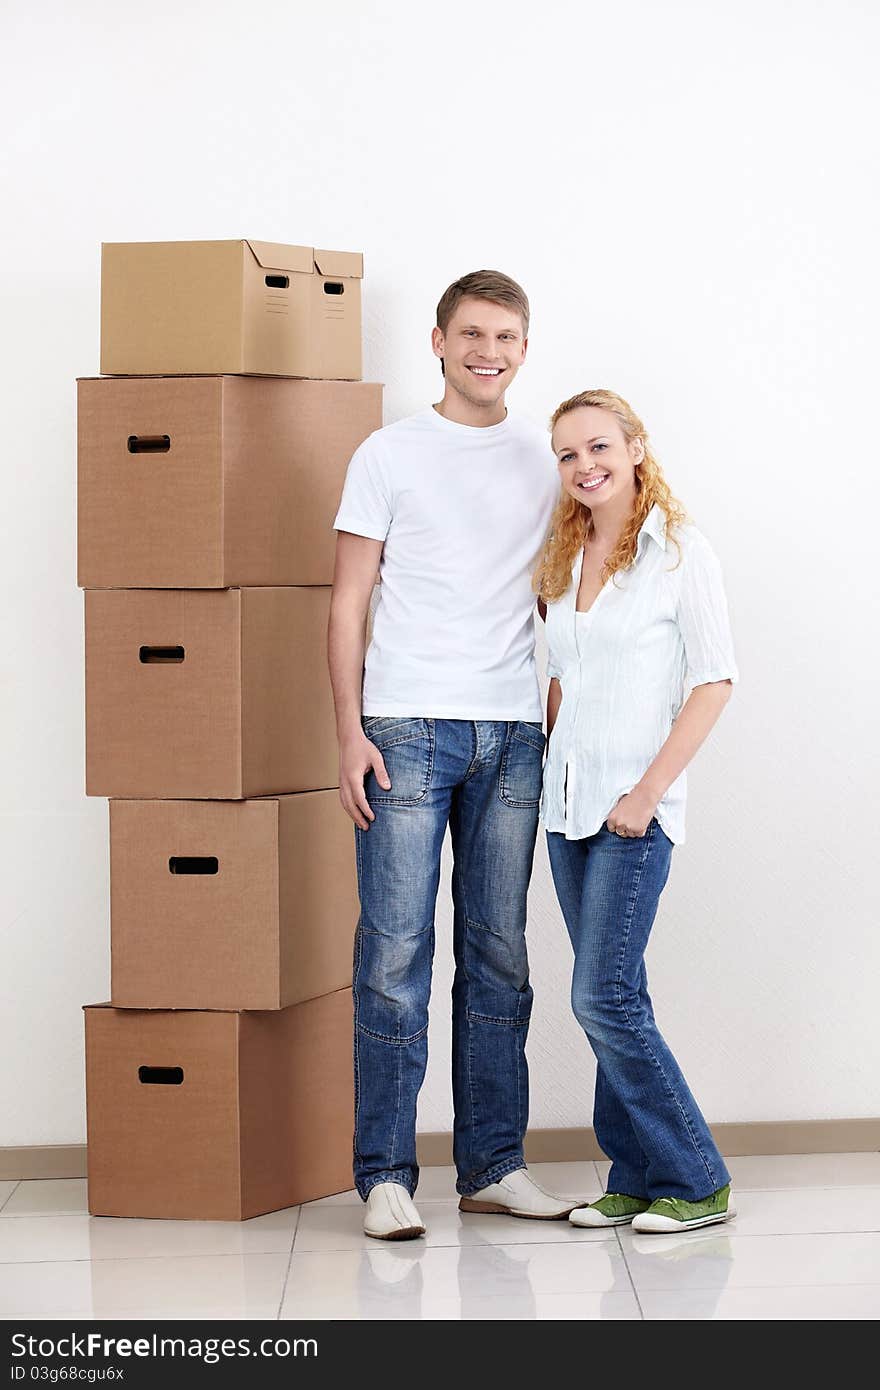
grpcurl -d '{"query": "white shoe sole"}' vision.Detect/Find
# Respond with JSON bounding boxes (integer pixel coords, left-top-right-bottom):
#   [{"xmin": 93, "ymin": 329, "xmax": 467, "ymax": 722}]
[
  {"xmin": 569, "ymin": 1208, "xmax": 641, "ymax": 1228},
  {"xmin": 363, "ymin": 1223, "xmax": 425, "ymax": 1241},
  {"xmin": 631, "ymin": 1204, "xmax": 736, "ymax": 1234},
  {"xmin": 458, "ymin": 1197, "xmax": 577, "ymax": 1220}
]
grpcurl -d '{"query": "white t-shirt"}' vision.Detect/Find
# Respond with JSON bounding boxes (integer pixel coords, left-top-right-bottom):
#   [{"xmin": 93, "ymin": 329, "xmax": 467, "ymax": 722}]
[{"xmin": 333, "ymin": 406, "xmax": 559, "ymax": 720}]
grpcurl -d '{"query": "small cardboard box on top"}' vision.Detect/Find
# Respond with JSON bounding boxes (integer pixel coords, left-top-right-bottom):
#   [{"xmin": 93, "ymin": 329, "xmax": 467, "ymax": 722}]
[
  {"xmin": 84, "ymin": 989, "xmax": 353, "ymax": 1220},
  {"xmin": 77, "ymin": 376, "xmax": 382, "ymax": 589},
  {"xmin": 100, "ymin": 240, "xmax": 363, "ymax": 379},
  {"xmin": 85, "ymin": 586, "xmax": 340, "ymax": 799},
  {"xmin": 109, "ymin": 791, "xmax": 358, "ymax": 1012}
]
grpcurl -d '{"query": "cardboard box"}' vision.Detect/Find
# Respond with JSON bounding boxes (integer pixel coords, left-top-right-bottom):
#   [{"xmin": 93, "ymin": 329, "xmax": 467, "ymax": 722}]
[
  {"xmin": 77, "ymin": 376, "xmax": 382, "ymax": 589},
  {"xmin": 100, "ymin": 240, "xmax": 363, "ymax": 379},
  {"xmin": 85, "ymin": 587, "xmax": 338, "ymax": 798},
  {"xmin": 84, "ymin": 989, "xmax": 354, "ymax": 1220},
  {"xmin": 110, "ymin": 791, "xmax": 358, "ymax": 1011}
]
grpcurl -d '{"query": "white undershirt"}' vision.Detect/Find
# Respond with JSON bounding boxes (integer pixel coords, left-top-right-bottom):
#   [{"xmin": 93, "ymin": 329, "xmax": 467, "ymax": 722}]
[{"xmin": 333, "ymin": 406, "xmax": 559, "ymax": 720}]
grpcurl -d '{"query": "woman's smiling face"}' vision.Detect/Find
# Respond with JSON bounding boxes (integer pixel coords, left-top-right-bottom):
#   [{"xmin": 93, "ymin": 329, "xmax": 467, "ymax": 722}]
[{"xmin": 552, "ymin": 405, "xmax": 643, "ymax": 512}]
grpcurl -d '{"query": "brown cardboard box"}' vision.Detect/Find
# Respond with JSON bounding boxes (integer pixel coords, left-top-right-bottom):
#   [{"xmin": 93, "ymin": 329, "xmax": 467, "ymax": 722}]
[
  {"xmin": 100, "ymin": 240, "xmax": 363, "ymax": 379},
  {"xmin": 110, "ymin": 792, "xmax": 358, "ymax": 1011},
  {"xmin": 84, "ymin": 989, "xmax": 354, "ymax": 1220},
  {"xmin": 85, "ymin": 587, "xmax": 338, "ymax": 798},
  {"xmin": 77, "ymin": 376, "xmax": 382, "ymax": 589}
]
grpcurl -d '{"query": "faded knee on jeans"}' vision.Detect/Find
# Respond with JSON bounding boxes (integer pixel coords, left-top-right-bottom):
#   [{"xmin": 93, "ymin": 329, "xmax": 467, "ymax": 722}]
[
  {"xmin": 464, "ymin": 916, "xmax": 529, "ymax": 986},
  {"xmin": 571, "ymin": 982, "xmax": 649, "ymax": 1046},
  {"xmin": 461, "ymin": 918, "xmax": 532, "ymax": 1023},
  {"xmin": 356, "ymin": 925, "xmax": 432, "ymax": 1043}
]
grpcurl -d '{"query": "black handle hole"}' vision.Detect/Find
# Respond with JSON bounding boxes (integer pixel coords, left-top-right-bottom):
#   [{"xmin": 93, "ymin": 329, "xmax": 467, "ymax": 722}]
[
  {"xmin": 169, "ymin": 856, "xmax": 219, "ymax": 875},
  {"xmin": 139, "ymin": 646, "xmax": 185, "ymax": 664},
  {"xmin": 265, "ymin": 274, "xmax": 289, "ymax": 289},
  {"xmin": 323, "ymin": 282, "xmax": 344, "ymax": 295},
  {"xmin": 127, "ymin": 435, "xmax": 171, "ymax": 454},
  {"xmin": 138, "ymin": 1066, "xmax": 184, "ymax": 1085}
]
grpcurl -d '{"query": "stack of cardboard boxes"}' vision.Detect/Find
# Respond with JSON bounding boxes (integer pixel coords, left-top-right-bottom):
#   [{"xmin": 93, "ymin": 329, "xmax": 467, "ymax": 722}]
[{"xmin": 78, "ymin": 240, "xmax": 381, "ymax": 1220}]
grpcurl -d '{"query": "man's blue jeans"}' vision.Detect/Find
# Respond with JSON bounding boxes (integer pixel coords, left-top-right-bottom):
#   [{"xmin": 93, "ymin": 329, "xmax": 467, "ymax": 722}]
[
  {"xmin": 352, "ymin": 717, "xmax": 544, "ymax": 1200},
  {"xmin": 547, "ymin": 820, "xmax": 730, "ymax": 1202}
]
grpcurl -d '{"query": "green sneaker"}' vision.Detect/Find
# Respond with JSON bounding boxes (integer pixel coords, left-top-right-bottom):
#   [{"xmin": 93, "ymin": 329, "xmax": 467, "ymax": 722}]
[
  {"xmin": 631, "ymin": 1183, "xmax": 735, "ymax": 1233},
  {"xmin": 569, "ymin": 1192, "xmax": 651, "ymax": 1228}
]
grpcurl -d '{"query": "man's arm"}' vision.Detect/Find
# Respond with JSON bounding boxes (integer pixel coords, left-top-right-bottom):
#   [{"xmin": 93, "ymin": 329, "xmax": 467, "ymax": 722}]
[{"xmin": 328, "ymin": 531, "xmax": 392, "ymax": 829}]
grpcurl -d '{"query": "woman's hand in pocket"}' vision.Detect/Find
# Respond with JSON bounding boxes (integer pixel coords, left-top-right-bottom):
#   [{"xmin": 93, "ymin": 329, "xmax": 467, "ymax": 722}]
[{"xmin": 606, "ymin": 787, "xmax": 659, "ymax": 838}]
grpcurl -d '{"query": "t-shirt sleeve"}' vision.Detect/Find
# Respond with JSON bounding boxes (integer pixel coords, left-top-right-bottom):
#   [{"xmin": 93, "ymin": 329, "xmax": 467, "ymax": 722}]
[
  {"xmin": 676, "ymin": 533, "xmax": 739, "ymax": 686},
  {"xmin": 332, "ymin": 435, "xmax": 393, "ymax": 542}
]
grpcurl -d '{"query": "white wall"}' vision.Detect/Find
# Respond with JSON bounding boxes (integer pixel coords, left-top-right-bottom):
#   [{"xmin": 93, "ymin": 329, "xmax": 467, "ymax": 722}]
[{"xmin": 2, "ymin": 0, "xmax": 877, "ymax": 1146}]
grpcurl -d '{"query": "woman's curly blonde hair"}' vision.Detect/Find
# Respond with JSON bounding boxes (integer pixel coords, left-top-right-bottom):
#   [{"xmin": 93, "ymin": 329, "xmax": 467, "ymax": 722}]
[{"xmin": 533, "ymin": 388, "xmax": 688, "ymax": 603}]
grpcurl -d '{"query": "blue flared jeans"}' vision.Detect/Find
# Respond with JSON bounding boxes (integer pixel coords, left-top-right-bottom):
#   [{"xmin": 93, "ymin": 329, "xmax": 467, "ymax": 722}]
[{"xmin": 547, "ymin": 820, "xmax": 730, "ymax": 1202}]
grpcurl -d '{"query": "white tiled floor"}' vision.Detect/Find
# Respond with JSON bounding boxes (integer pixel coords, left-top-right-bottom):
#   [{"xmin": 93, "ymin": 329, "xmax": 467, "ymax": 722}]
[{"xmin": 1, "ymin": 1155, "xmax": 879, "ymax": 1321}]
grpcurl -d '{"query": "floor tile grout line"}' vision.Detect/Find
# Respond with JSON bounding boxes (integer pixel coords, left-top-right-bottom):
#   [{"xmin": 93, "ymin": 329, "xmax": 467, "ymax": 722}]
[
  {"xmin": 5, "ymin": 1257, "xmax": 880, "ymax": 1296},
  {"xmin": 294, "ymin": 1225, "xmax": 880, "ymax": 1255},
  {"xmin": 277, "ymin": 1237, "xmax": 619, "ymax": 1255},
  {"xmin": 619, "ymin": 1229, "xmax": 880, "ymax": 1245},
  {"xmin": 612, "ymin": 1227, "xmax": 646, "ymax": 1319},
  {"xmin": 0, "ymin": 1235, "xmax": 621, "ymax": 1264},
  {"xmin": 0, "ymin": 1250, "xmax": 302, "ymax": 1267},
  {"xmin": 1, "ymin": 1212, "xmax": 91, "ymax": 1219},
  {"xmin": 0, "ymin": 1183, "xmax": 20, "ymax": 1214},
  {"xmin": 609, "ymin": 1281, "xmax": 880, "ymax": 1302},
  {"xmin": 631, "ymin": 1282, "xmax": 880, "ymax": 1291},
  {"xmin": 275, "ymin": 1208, "xmax": 301, "ymax": 1320},
  {"xmin": 8, "ymin": 1181, "xmax": 880, "ymax": 1221},
  {"xmin": 5, "ymin": 1291, "xmax": 877, "ymax": 1321},
  {"xmin": 9, "ymin": 1185, "xmax": 880, "ymax": 1221},
  {"xmin": 0, "ymin": 1214, "xmax": 306, "ymax": 1226},
  {"xmin": 5, "ymin": 1227, "xmax": 880, "ymax": 1264}
]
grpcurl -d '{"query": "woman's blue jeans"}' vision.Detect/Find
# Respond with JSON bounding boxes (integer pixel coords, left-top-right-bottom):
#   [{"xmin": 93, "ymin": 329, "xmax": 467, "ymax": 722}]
[
  {"xmin": 547, "ymin": 820, "xmax": 730, "ymax": 1202},
  {"xmin": 352, "ymin": 717, "xmax": 544, "ymax": 1200}
]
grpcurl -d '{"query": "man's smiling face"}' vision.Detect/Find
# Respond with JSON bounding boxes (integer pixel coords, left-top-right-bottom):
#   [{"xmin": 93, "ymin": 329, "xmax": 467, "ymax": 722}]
[{"xmin": 432, "ymin": 297, "xmax": 527, "ymax": 411}]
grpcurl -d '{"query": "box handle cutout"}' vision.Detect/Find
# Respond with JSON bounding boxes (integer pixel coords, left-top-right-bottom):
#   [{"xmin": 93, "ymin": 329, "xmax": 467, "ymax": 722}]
[
  {"xmin": 265, "ymin": 274, "xmax": 289, "ymax": 289},
  {"xmin": 139, "ymin": 646, "xmax": 185, "ymax": 664},
  {"xmin": 127, "ymin": 435, "xmax": 171, "ymax": 454},
  {"xmin": 323, "ymin": 282, "xmax": 344, "ymax": 295},
  {"xmin": 138, "ymin": 1066, "xmax": 183, "ymax": 1085},
  {"xmin": 169, "ymin": 856, "xmax": 219, "ymax": 875}
]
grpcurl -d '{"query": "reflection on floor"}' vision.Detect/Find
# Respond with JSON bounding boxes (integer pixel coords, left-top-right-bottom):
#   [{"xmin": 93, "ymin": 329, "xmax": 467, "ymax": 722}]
[{"xmin": 1, "ymin": 1154, "xmax": 879, "ymax": 1320}]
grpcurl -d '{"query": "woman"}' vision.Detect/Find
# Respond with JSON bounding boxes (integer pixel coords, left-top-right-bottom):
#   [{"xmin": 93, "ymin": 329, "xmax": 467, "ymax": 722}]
[{"xmin": 534, "ymin": 388, "xmax": 738, "ymax": 1233}]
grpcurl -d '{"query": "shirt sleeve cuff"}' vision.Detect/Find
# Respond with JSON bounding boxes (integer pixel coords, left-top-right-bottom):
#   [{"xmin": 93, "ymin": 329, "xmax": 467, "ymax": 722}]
[
  {"xmin": 687, "ymin": 666, "xmax": 739, "ymax": 686},
  {"xmin": 332, "ymin": 514, "xmax": 389, "ymax": 542}
]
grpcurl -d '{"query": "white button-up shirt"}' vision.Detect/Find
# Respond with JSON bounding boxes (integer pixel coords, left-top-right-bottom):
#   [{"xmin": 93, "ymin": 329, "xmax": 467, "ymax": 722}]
[{"xmin": 540, "ymin": 504, "xmax": 739, "ymax": 845}]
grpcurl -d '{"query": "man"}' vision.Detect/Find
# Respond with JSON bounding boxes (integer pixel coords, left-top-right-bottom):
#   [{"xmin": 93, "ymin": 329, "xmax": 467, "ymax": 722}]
[{"xmin": 328, "ymin": 270, "xmax": 577, "ymax": 1240}]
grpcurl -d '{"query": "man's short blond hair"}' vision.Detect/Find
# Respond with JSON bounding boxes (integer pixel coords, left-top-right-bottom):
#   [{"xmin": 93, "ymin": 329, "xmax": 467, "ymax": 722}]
[{"xmin": 436, "ymin": 270, "xmax": 530, "ymax": 338}]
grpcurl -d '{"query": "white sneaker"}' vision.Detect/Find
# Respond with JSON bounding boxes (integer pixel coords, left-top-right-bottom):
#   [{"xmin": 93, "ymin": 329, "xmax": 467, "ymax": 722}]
[
  {"xmin": 363, "ymin": 1182, "xmax": 425, "ymax": 1241},
  {"xmin": 458, "ymin": 1167, "xmax": 584, "ymax": 1220}
]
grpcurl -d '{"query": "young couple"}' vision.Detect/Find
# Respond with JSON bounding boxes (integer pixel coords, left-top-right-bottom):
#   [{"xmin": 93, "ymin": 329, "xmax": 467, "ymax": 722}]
[{"xmin": 328, "ymin": 269, "xmax": 739, "ymax": 1242}]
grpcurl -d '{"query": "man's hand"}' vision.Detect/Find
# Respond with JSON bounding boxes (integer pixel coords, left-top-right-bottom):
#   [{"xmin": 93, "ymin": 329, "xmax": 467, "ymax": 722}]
[
  {"xmin": 328, "ymin": 531, "xmax": 387, "ymax": 829},
  {"xmin": 606, "ymin": 786, "xmax": 659, "ymax": 839},
  {"xmin": 339, "ymin": 730, "xmax": 392, "ymax": 830}
]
